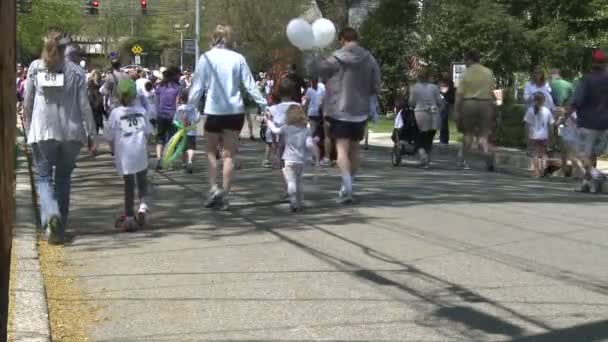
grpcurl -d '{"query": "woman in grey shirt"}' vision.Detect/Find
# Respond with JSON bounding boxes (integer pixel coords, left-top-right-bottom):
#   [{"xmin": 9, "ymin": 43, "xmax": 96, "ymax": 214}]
[
  {"xmin": 23, "ymin": 31, "xmax": 96, "ymax": 245},
  {"xmin": 409, "ymin": 68, "xmax": 444, "ymax": 168}
]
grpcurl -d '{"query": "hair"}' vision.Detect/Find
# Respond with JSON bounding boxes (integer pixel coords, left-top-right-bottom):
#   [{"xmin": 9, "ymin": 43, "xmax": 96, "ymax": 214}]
[
  {"xmin": 278, "ymin": 77, "xmax": 297, "ymax": 101},
  {"xmin": 532, "ymin": 65, "xmax": 546, "ymax": 86},
  {"xmin": 160, "ymin": 66, "xmax": 181, "ymax": 86},
  {"xmin": 339, "ymin": 27, "xmax": 359, "ymax": 42},
  {"xmin": 211, "ymin": 25, "xmax": 234, "ymax": 48},
  {"xmin": 286, "ymin": 104, "xmax": 308, "ymax": 127},
  {"xmin": 41, "ymin": 31, "xmax": 66, "ymax": 72},
  {"xmin": 417, "ymin": 67, "xmax": 431, "ymax": 82},
  {"xmin": 178, "ymin": 88, "xmax": 189, "ymax": 104},
  {"xmin": 144, "ymin": 81, "xmax": 154, "ymax": 92},
  {"xmin": 111, "ymin": 59, "xmax": 121, "ymax": 70},
  {"xmin": 533, "ymin": 92, "xmax": 545, "ymax": 115},
  {"xmin": 464, "ymin": 50, "xmax": 481, "ymax": 63},
  {"xmin": 91, "ymin": 69, "xmax": 101, "ymax": 83},
  {"xmin": 394, "ymin": 97, "xmax": 406, "ymax": 110}
]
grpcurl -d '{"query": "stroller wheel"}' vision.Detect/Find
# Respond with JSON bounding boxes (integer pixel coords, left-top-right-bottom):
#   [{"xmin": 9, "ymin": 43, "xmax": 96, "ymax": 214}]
[{"xmin": 391, "ymin": 146, "xmax": 402, "ymax": 167}]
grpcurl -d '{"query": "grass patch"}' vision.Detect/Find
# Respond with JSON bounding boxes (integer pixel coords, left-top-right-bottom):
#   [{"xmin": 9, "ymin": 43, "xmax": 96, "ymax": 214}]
[{"xmin": 369, "ymin": 115, "xmax": 463, "ymax": 142}]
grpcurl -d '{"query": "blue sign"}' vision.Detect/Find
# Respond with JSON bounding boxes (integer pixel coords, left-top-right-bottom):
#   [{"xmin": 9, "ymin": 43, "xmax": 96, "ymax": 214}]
[{"xmin": 110, "ymin": 51, "xmax": 118, "ymax": 59}]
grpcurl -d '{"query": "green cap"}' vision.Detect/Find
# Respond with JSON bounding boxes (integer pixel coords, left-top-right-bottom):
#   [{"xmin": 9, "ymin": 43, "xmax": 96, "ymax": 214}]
[{"xmin": 117, "ymin": 78, "xmax": 137, "ymax": 100}]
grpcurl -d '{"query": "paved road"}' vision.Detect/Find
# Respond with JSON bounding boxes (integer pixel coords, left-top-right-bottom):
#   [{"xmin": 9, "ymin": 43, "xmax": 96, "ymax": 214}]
[{"xmin": 61, "ymin": 131, "xmax": 608, "ymax": 341}]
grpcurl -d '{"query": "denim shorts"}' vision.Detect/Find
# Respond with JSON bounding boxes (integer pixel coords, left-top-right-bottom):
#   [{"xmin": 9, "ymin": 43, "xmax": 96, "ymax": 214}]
[{"xmin": 578, "ymin": 128, "xmax": 608, "ymax": 158}]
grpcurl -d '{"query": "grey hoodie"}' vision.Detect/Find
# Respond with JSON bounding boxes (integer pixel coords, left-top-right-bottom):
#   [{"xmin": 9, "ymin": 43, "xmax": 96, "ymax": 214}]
[{"xmin": 312, "ymin": 44, "xmax": 381, "ymax": 122}]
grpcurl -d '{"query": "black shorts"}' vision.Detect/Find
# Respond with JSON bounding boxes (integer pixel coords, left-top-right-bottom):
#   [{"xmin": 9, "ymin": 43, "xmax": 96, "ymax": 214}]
[
  {"xmin": 204, "ymin": 114, "xmax": 245, "ymax": 133},
  {"xmin": 186, "ymin": 136, "xmax": 196, "ymax": 150},
  {"xmin": 327, "ymin": 118, "xmax": 367, "ymax": 142},
  {"xmin": 310, "ymin": 115, "xmax": 323, "ymax": 123},
  {"xmin": 157, "ymin": 117, "xmax": 176, "ymax": 144}
]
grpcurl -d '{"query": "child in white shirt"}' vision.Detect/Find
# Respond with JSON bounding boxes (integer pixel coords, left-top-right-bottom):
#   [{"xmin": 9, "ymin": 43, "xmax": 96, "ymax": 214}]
[
  {"xmin": 105, "ymin": 79, "xmax": 151, "ymax": 231},
  {"xmin": 174, "ymin": 89, "xmax": 200, "ymax": 173},
  {"xmin": 263, "ymin": 78, "xmax": 301, "ymax": 169},
  {"xmin": 266, "ymin": 104, "xmax": 316, "ymax": 212},
  {"xmin": 523, "ymin": 92, "xmax": 555, "ymax": 178}
]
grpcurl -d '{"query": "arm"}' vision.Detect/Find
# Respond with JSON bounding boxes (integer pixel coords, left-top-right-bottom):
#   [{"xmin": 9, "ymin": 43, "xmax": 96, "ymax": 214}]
[
  {"xmin": 523, "ymin": 82, "xmax": 535, "ymax": 105},
  {"xmin": 240, "ymin": 57, "xmax": 268, "ymax": 110},
  {"xmin": 311, "ymin": 55, "xmax": 341, "ymax": 80},
  {"xmin": 265, "ymin": 119, "xmax": 283, "ymax": 135},
  {"xmin": 568, "ymin": 77, "xmax": 586, "ymax": 116},
  {"xmin": 408, "ymin": 85, "xmax": 417, "ymax": 108},
  {"xmin": 188, "ymin": 56, "xmax": 207, "ymax": 108},
  {"xmin": 371, "ymin": 56, "xmax": 382, "ymax": 95},
  {"xmin": 23, "ymin": 63, "xmax": 36, "ymax": 130}
]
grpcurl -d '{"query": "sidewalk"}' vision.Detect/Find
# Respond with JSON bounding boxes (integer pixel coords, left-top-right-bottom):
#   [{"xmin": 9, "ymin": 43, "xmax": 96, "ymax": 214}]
[{"xmin": 8, "ymin": 159, "xmax": 51, "ymax": 342}]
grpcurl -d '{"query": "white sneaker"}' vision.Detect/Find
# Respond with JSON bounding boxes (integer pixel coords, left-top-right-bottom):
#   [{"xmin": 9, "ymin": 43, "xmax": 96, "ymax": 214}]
[
  {"xmin": 320, "ymin": 158, "xmax": 332, "ymax": 167},
  {"xmin": 137, "ymin": 203, "xmax": 148, "ymax": 226},
  {"xmin": 205, "ymin": 187, "xmax": 223, "ymax": 208},
  {"xmin": 337, "ymin": 187, "xmax": 353, "ymax": 204}
]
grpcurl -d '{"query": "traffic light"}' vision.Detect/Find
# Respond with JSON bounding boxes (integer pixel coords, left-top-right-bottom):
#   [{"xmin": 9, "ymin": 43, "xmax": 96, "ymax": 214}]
[
  {"xmin": 141, "ymin": 0, "xmax": 147, "ymax": 15},
  {"xmin": 86, "ymin": 0, "xmax": 99, "ymax": 15}
]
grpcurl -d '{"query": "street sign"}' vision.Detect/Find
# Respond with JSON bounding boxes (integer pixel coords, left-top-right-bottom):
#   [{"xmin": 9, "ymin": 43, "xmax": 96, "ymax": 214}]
[
  {"xmin": 131, "ymin": 44, "xmax": 144, "ymax": 55},
  {"xmin": 110, "ymin": 51, "xmax": 118, "ymax": 59},
  {"xmin": 452, "ymin": 63, "xmax": 467, "ymax": 88},
  {"xmin": 134, "ymin": 55, "xmax": 141, "ymax": 65},
  {"xmin": 183, "ymin": 39, "xmax": 196, "ymax": 55}
]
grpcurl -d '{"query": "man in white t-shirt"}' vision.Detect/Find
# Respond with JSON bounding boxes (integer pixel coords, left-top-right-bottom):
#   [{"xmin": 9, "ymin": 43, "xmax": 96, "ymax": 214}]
[{"xmin": 303, "ymin": 79, "xmax": 326, "ymax": 134}]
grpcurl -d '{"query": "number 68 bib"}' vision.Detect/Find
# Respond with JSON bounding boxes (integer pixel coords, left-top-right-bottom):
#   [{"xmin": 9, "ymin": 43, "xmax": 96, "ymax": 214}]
[
  {"xmin": 120, "ymin": 114, "xmax": 146, "ymax": 135},
  {"xmin": 37, "ymin": 72, "xmax": 64, "ymax": 88}
]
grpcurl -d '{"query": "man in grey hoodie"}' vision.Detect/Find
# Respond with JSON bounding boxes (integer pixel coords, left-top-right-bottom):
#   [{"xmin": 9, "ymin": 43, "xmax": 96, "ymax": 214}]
[{"xmin": 312, "ymin": 27, "xmax": 381, "ymax": 204}]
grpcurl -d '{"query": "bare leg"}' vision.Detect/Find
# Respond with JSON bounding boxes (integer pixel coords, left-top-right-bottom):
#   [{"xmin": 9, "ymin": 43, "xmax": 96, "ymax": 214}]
[
  {"xmin": 336, "ymin": 138, "xmax": 353, "ymax": 194},
  {"xmin": 206, "ymin": 132, "xmax": 221, "ymax": 188},
  {"xmin": 245, "ymin": 113, "xmax": 254, "ymax": 138},
  {"xmin": 459, "ymin": 134, "xmax": 474, "ymax": 165},
  {"xmin": 221, "ymin": 130, "xmax": 240, "ymax": 193}
]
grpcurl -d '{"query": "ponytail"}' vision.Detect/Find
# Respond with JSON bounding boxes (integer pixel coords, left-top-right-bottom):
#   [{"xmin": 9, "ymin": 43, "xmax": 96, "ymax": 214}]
[{"xmin": 41, "ymin": 31, "xmax": 67, "ymax": 72}]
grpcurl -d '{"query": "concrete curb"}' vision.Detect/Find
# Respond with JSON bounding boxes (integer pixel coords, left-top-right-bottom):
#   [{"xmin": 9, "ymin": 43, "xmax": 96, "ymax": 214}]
[{"xmin": 9, "ymin": 168, "xmax": 51, "ymax": 342}]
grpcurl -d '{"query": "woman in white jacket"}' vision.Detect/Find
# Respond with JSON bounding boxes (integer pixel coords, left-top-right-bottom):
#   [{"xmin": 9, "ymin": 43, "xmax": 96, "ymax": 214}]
[
  {"xmin": 188, "ymin": 25, "xmax": 267, "ymax": 210},
  {"xmin": 23, "ymin": 31, "xmax": 96, "ymax": 244}
]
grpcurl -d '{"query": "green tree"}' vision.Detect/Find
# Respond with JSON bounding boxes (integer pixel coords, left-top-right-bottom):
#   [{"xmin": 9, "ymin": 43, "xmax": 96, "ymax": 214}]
[{"xmin": 18, "ymin": 0, "xmax": 83, "ymax": 61}]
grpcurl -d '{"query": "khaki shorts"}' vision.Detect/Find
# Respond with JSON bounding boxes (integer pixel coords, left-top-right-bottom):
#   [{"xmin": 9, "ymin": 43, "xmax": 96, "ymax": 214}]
[{"xmin": 457, "ymin": 99, "xmax": 495, "ymax": 136}]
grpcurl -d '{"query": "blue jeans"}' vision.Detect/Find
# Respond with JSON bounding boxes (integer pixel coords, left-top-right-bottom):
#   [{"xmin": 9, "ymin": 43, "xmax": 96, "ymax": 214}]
[{"xmin": 32, "ymin": 140, "xmax": 82, "ymax": 238}]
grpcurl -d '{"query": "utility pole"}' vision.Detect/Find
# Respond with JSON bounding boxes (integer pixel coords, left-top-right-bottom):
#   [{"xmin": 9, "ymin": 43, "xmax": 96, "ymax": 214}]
[
  {"xmin": 195, "ymin": 0, "xmax": 201, "ymax": 62},
  {"xmin": 0, "ymin": 0, "xmax": 16, "ymax": 341},
  {"xmin": 174, "ymin": 24, "xmax": 190, "ymax": 71},
  {"xmin": 130, "ymin": 0, "xmax": 134, "ymax": 37}
]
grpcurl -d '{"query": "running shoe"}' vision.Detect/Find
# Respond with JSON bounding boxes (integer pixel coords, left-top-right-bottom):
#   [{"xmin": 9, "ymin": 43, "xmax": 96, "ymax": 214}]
[
  {"xmin": 122, "ymin": 217, "xmax": 138, "ymax": 232},
  {"xmin": 218, "ymin": 198, "xmax": 230, "ymax": 211},
  {"xmin": 320, "ymin": 158, "xmax": 332, "ymax": 167},
  {"xmin": 458, "ymin": 160, "xmax": 471, "ymax": 170},
  {"xmin": 155, "ymin": 160, "xmax": 163, "ymax": 172},
  {"xmin": 262, "ymin": 160, "xmax": 272, "ymax": 168},
  {"xmin": 581, "ymin": 179, "xmax": 592, "ymax": 193},
  {"xmin": 205, "ymin": 187, "xmax": 223, "ymax": 208},
  {"xmin": 186, "ymin": 162, "xmax": 194, "ymax": 174},
  {"xmin": 47, "ymin": 215, "xmax": 63, "ymax": 245},
  {"xmin": 337, "ymin": 187, "xmax": 353, "ymax": 205},
  {"xmin": 136, "ymin": 203, "xmax": 148, "ymax": 227}
]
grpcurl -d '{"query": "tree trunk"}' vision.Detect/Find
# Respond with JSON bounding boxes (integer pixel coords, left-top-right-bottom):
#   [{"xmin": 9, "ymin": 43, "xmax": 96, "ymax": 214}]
[
  {"xmin": 315, "ymin": 0, "xmax": 351, "ymax": 30},
  {"xmin": 0, "ymin": 0, "xmax": 16, "ymax": 341}
]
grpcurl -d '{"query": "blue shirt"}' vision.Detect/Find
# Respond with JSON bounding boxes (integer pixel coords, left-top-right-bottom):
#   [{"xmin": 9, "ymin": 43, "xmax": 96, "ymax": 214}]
[{"xmin": 188, "ymin": 47, "xmax": 267, "ymax": 115}]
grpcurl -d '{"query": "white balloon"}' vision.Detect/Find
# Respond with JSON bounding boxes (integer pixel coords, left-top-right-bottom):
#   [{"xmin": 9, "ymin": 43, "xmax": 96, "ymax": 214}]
[
  {"xmin": 312, "ymin": 18, "xmax": 336, "ymax": 48},
  {"xmin": 286, "ymin": 18, "xmax": 315, "ymax": 51}
]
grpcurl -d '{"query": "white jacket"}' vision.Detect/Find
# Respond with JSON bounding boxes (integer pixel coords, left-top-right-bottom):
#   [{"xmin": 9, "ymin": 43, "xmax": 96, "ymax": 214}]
[
  {"xmin": 24, "ymin": 59, "xmax": 95, "ymax": 144},
  {"xmin": 188, "ymin": 47, "xmax": 267, "ymax": 115}
]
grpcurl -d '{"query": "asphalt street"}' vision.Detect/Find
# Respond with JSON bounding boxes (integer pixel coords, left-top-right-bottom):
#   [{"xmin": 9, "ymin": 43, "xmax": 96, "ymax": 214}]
[{"xmin": 60, "ymin": 127, "xmax": 608, "ymax": 341}]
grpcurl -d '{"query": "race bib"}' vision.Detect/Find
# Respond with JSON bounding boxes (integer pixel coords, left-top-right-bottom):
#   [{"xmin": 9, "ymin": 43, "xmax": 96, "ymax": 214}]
[
  {"xmin": 37, "ymin": 72, "xmax": 64, "ymax": 88},
  {"xmin": 119, "ymin": 114, "xmax": 146, "ymax": 135}
]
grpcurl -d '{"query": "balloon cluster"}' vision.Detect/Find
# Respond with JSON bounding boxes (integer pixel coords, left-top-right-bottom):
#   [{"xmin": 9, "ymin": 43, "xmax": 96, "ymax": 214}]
[{"xmin": 286, "ymin": 18, "xmax": 336, "ymax": 50}]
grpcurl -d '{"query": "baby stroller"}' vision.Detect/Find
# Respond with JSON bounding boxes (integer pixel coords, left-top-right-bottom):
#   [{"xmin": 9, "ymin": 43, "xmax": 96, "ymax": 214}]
[{"xmin": 391, "ymin": 106, "xmax": 420, "ymax": 166}]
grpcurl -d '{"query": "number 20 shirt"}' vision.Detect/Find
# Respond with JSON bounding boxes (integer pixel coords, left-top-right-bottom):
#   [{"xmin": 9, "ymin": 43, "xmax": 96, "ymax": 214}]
[{"xmin": 105, "ymin": 105, "xmax": 151, "ymax": 176}]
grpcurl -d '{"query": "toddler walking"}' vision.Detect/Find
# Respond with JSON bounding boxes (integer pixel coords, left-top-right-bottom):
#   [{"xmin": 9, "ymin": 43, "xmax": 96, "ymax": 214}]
[
  {"xmin": 265, "ymin": 104, "xmax": 316, "ymax": 212},
  {"xmin": 524, "ymin": 92, "xmax": 555, "ymax": 178},
  {"xmin": 105, "ymin": 79, "xmax": 151, "ymax": 231},
  {"xmin": 174, "ymin": 89, "xmax": 200, "ymax": 173}
]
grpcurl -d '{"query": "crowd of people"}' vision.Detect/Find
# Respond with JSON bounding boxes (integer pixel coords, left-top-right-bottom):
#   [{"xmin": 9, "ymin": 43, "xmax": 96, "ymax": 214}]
[{"xmin": 18, "ymin": 25, "xmax": 608, "ymax": 244}]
